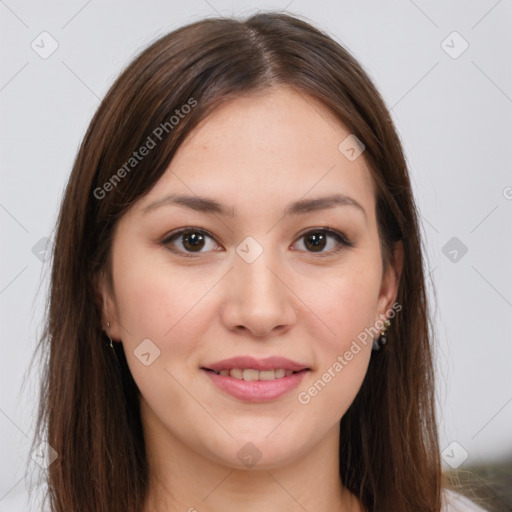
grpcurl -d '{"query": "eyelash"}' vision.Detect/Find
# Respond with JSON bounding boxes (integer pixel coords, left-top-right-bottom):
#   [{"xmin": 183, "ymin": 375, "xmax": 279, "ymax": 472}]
[{"xmin": 160, "ymin": 227, "xmax": 354, "ymax": 258}]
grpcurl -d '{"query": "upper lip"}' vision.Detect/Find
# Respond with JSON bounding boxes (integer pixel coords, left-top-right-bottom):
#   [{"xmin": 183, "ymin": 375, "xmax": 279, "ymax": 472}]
[{"xmin": 203, "ymin": 356, "xmax": 310, "ymax": 372}]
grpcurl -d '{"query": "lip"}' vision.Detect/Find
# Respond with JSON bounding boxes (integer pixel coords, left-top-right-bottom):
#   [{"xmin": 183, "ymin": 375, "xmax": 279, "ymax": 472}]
[
  {"xmin": 203, "ymin": 355, "xmax": 310, "ymax": 373},
  {"xmin": 201, "ymin": 356, "xmax": 311, "ymax": 403},
  {"xmin": 202, "ymin": 368, "xmax": 309, "ymax": 403}
]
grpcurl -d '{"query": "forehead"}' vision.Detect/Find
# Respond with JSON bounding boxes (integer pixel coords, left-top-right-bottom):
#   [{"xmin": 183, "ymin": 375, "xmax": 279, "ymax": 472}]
[{"xmin": 137, "ymin": 86, "xmax": 376, "ymax": 220}]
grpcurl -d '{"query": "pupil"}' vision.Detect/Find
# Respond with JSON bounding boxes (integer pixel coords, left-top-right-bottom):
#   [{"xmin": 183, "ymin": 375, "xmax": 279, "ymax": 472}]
[
  {"xmin": 183, "ymin": 232, "xmax": 204, "ymax": 251},
  {"xmin": 305, "ymin": 232, "xmax": 326, "ymax": 252}
]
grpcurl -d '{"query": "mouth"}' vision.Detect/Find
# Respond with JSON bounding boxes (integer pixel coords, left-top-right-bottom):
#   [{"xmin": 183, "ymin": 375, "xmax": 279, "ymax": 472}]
[
  {"xmin": 200, "ymin": 356, "xmax": 311, "ymax": 402},
  {"xmin": 202, "ymin": 368, "xmax": 306, "ymax": 380}
]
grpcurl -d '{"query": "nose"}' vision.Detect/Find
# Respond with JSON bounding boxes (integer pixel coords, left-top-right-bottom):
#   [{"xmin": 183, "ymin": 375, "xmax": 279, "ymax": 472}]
[{"xmin": 220, "ymin": 249, "xmax": 297, "ymax": 339}]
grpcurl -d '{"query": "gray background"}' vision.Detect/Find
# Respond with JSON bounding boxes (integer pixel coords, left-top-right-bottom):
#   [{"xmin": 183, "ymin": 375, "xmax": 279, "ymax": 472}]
[{"xmin": 1, "ymin": 0, "xmax": 511, "ymax": 510}]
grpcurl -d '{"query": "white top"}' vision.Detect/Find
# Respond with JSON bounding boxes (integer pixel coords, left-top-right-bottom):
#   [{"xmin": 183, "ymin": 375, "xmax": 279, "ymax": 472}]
[{"xmin": 442, "ymin": 489, "xmax": 489, "ymax": 512}]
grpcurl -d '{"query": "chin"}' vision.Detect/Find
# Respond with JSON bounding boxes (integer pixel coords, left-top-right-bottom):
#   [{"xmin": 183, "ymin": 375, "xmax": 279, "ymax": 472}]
[{"xmin": 201, "ymin": 432, "xmax": 308, "ymax": 471}]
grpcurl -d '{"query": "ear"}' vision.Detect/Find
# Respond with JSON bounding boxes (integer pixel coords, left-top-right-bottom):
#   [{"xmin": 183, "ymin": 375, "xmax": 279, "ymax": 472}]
[
  {"xmin": 376, "ymin": 240, "xmax": 404, "ymax": 320},
  {"xmin": 94, "ymin": 269, "xmax": 121, "ymax": 341}
]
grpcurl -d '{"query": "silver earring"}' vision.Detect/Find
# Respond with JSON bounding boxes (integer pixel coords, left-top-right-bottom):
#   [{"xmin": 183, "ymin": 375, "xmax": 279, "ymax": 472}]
[
  {"xmin": 372, "ymin": 319, "xmax": 391, "ymax": 351},
  {"xmin": 106, "ymin": 321, "xmax": 113, "ymax": 350}
]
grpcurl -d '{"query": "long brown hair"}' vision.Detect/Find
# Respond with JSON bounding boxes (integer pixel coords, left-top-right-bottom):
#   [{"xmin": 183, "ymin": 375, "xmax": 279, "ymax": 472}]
[{"xmin": 30, "ymin": 11, "xmax": 446, "ymax": 512}]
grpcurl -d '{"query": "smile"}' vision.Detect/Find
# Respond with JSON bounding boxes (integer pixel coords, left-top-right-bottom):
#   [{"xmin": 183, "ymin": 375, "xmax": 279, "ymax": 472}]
[
  {"xmin": 208, "ymin": 368, "xmax": 297, "ymax": 380},
  {"xmin": 201, "ymin": 368, "xmax": 309, "ymax": 402}
]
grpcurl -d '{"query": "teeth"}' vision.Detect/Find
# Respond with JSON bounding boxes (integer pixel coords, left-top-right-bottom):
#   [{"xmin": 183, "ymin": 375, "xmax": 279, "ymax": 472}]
[
  {"xmin": 230, "ymin": 368, "xmax": 243, "ymax": 379},
  {"xmin": 243, "ymin": 369, "xmax": 259, "ymax": 381},
  {"xmin": 212, "ymin": 368, "xmax": 299, "ymax": 380},
  {"xmin": 258, "ymin": 370, "xmax": 276, "ymax": 381}
]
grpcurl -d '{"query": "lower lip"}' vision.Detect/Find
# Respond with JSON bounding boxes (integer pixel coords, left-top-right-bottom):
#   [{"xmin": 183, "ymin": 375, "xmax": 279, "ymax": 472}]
[{"xmin": 202, "ymin": 369, "xmax": 309, "ymax": 403}]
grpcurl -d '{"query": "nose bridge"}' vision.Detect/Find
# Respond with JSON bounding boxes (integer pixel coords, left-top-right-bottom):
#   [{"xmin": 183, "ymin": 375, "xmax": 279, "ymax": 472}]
[
  {"xmin": 221, "ymin": 235, "xmax": 296, "ymax": 335},
  {"xmin": 234, "ymin": 237, "xmax": 285, "ymax": 303}
]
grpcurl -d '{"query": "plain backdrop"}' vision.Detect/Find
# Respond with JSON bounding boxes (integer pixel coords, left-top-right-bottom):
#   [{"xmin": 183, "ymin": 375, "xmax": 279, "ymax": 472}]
[{"xmin": 1, "ymin": 0, "xmax": 511, "ymax": 510}]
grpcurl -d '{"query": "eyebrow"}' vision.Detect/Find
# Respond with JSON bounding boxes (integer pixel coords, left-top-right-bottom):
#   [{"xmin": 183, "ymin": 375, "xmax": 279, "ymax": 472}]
[{"xmin": 141, "ymin": 193, "xmax": 367, "ymax": 220}]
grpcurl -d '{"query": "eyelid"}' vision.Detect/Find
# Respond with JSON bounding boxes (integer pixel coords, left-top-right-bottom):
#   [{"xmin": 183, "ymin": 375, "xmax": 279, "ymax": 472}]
[{"xmin": 160, "ymin": 226, "xmax": 354, "ymax": 257}]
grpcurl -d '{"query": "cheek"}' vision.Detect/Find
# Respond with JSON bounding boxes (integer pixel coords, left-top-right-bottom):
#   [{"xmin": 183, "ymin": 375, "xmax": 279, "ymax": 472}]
[
  {"xmin": 293, "ymin": 257, "xmax": 380, "ymax": 412},
  {"xmin": 111, "ymin": 252, "xmax": 216, "ymax": 423},
  {"xmin": 294, "ymin": 273, "xmax": 377, "ymax": 423},
  {"xmin": 111, "ymin": 246, "xmax": 216, "ymax": 360},
  {"xmin": 302, "ymin": 261, "xmax": 381, "ymax": 354}
]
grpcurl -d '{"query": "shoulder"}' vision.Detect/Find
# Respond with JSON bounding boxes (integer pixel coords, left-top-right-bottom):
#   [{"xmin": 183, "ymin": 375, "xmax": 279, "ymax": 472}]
[{"xmin": 441, "ymin": 488, "xmax": 489, "ymax": 512}]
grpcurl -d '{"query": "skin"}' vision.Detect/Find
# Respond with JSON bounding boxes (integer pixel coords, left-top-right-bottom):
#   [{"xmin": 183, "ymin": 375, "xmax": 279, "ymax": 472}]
[{"xmin": 98, "ymin": 85, "xmax": 404, "ymax": 512}]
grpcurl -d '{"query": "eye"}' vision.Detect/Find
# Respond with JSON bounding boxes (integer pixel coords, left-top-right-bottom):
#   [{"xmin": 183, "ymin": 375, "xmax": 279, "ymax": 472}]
[
  {"xmin": 161, "ymin": 228, "xmax": 220, "ymax": 257},
  {"xmin": 292, "ymin": 228, "xmax": 354, "ymax": 256},
  {"xmin": 160, "ymin": 226, "xmax": 354, "ymax": 258}
]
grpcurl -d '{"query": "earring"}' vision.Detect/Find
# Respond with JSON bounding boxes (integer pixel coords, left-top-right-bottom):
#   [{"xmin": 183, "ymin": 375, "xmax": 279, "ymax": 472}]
[
  {"xmin": 106, "ymin": 321, "xmax": 114, "ymax": 350},
  {"xmin": 372, "ymin": 319, "xmax": 391, "ymax": 351}
]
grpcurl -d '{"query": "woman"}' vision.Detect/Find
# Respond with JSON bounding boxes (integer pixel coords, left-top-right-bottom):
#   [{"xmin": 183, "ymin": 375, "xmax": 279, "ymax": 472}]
[{"xmin": 30, "ymin": 11, "xmax": 490, "ymax": 512}]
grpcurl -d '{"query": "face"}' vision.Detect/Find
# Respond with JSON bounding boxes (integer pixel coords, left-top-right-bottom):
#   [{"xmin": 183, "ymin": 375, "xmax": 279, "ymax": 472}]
[{"xmin": 98, "ymin": 86, "xmax": 403, "ymax": 470}]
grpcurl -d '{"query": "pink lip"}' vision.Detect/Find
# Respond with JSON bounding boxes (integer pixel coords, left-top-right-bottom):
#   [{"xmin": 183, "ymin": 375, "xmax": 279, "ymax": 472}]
[
  {"xmin": 201, "ymin": 356, "xmax": 311, "ymax": 403},
  {"xmin": 202, "ymin": 368, "xmax": 309, "ymax": 403},
  {"xmin": 203, "ymin": 355, "xmax": 310, "ymax": 372}
]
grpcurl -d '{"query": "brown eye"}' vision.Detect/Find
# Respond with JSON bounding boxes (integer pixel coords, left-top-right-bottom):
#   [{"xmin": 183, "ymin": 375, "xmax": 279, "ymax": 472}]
[
  {"xmin": 162, "ymin": 228, "xmax": 219, "ymax": 256},
  {"xmin": 181, "ymin": 232, "xmax": 206, "ymax": 252},
  {"xmin": 161, "ymin": 227, "xmax": 353, "ymax": 258},
  {"xmin": 294, "ymin": 229, "xmax": 353, "ymax": 256},
  {"xmin": 303, "ymin": 232, "xmax": 328, "ymax": 252}
]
